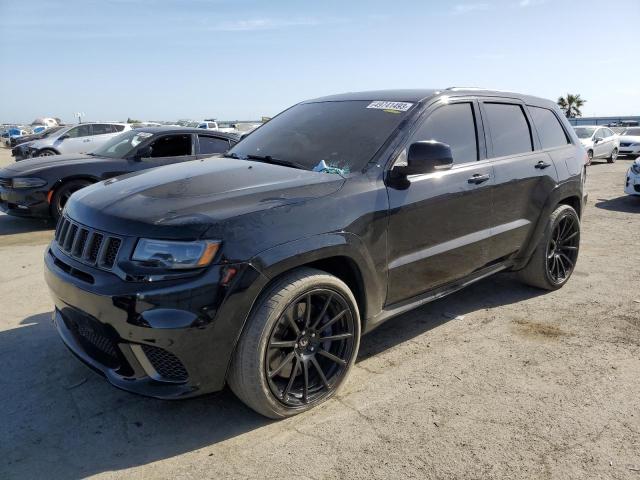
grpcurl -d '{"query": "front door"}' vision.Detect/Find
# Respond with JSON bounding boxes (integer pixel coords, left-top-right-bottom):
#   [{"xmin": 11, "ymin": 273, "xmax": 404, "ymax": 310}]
[
  {"xmin": 55, "ymin": 124, "xmax": 93, "ymax": 154},
  {"xmin": 132, "ymin": 133, "xmax": 197, "ymax": 171},
  {"xmin": 386, "ymin": 100, "xmax": 494, "ymax": 305}
]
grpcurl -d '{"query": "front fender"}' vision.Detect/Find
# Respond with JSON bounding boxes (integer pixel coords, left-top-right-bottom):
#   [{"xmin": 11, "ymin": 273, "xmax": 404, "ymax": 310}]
[{"xmin": 250, "ymin": 232, "xmax": 385, "ymax": 322}]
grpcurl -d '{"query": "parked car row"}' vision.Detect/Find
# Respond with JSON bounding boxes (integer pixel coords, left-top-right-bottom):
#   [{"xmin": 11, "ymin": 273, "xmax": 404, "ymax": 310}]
[
  {"xmin": 2, "ymin": 127, "xmax": 239, "ymax": 219},
  {"xmin": 1, "ymin": 88, "xmax": 590, "ymax": 418}
]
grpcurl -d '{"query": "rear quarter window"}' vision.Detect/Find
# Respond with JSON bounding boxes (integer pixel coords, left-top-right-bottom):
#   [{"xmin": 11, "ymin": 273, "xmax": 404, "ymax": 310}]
[
  {"xmin": 484, "ymin": 103, "xmax": 533, "ymax": 157},
  {"xmin": 529, "ymin": 106, "xmax": 569, "ymax": 149}
]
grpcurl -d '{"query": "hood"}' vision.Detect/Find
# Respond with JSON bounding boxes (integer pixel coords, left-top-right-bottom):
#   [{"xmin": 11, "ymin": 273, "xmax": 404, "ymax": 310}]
[
  {"xmin": 579, "ymin": 138, "xmax": 593, "ymax": 146},
  {"xmin": 66, "ymin": 158, "xmax": 345, "ymax": 238},
  {"xmin": 618, "ymin": 135, "xmax": 640, "ymax": 143},
  {"xmin": 2, "ymin": 154, "xmax": 95, "ymax": 175}
]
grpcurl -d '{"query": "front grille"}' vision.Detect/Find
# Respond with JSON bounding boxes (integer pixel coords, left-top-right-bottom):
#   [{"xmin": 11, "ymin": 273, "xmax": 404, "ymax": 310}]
[
  {"xmin": 54, "ymin": 215, "xmax": 122, "ymax": 271},
  {"xmin": 0, "ymin": 178, "xmax": 11, "ymax": 188},
  {"xmin": 141, "ymin": 345, "xmax": 188, "ymax": 382}
]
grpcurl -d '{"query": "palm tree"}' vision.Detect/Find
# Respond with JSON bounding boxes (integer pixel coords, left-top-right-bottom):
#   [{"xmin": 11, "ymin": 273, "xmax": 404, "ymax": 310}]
[{"xmin": 557, "ymin": 94, "xmax": 586, "ymax": 118}]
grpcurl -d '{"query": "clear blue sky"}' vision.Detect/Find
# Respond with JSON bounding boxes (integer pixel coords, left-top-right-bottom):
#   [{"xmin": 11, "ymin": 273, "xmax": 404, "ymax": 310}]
[{"xmin": 1, "ymin": 0, "xmax": 639, "ymax": 123}]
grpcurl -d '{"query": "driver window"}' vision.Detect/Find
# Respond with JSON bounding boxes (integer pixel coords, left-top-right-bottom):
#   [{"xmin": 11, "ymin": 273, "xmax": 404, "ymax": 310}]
[
  {"xmin": 66, "ymin": 125, "xmax": 91, "ymax": 138},
  {"xmin": 148, "ymin": 135, "xmax": 192, "ymax": 157},
  {"xmin": 409, "ymin": 103, "xmax": 478, "ymax": 164}
]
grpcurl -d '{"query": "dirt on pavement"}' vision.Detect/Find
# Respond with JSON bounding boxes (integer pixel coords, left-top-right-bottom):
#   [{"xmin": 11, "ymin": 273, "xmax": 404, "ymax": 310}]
[{"xmin": 0, "ymin": 146, "xmax": 639, "ymax": 479}]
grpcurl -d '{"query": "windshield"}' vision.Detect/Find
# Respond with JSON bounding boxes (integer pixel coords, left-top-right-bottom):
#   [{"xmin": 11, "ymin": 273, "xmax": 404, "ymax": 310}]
[
  {"xmin": 227, "ymin": 100, "xmax": 415, "ymax": 172},
  {"xmin": 622, "ymin": 128, "xmax": 640, "ymax": 136},
  {"xmin": 91, "ymin": 130, "xmax": 154, "ymax": 158},
  {"xmin": 574, "ymin": 127, "xmax": 596, "ymax": 139}
]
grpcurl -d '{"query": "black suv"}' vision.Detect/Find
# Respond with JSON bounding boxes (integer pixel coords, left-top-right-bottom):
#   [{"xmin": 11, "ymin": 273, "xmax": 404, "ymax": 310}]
[{"xmin": 45, "ymin": 89, "xmax": 586, "ymax": 418}]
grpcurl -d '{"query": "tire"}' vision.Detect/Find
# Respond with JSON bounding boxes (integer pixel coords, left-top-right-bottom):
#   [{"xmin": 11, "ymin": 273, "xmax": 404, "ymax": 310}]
[
  {"xmin": 36, "ymin": 148, "xmax": 58, "ymax": 157},
  {"xmin": 518, "ymin": 204, "xmax": 580, "ymax": 290},
  {"xmin": 228, "ymin": 267, "xmax": 361, "ymax": 419},
  {"xmin": 586, "ymin": 150, "xmax": 593, "ymax": 165},
  {"xmin": 50, "ymin": 179, "xmax": 92, "ymax": 221},
  {"xmin": 607, "ymin": 148, "xmax": 618, "ymax": 163}
]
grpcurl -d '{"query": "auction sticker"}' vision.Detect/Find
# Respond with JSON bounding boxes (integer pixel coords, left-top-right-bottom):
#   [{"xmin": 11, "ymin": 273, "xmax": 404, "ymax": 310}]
[{"xmin": 367, "ymin": 101, "xmax": 413, "ymax": 112}]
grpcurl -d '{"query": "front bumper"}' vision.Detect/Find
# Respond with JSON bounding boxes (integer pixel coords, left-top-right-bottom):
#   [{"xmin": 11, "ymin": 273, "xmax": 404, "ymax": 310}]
[
  {"xmin": 0, "ymin": 186, "xmax": 51, "ymax": 218},
  {"xmin": 45, "ymin": 243, "xmax": 269, "ymax": 399},
  {"xmin": 625, "ymin": 170, "xmax": 640, "ymax": 196}
]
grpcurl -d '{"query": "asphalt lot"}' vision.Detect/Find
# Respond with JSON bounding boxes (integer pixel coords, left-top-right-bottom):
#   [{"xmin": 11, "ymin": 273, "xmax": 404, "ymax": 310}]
[{"xmin": 0, "ymin": 147, "xmax": 639, "ymax": 480}]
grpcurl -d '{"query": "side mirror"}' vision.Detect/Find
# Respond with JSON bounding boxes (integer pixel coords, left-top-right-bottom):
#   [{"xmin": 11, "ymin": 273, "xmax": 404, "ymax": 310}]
[
  {"xmin": 136, "ymin": 145, "xmax": 153, "ymax": 159},
  {"xmin": 594, "ymin": 136, "xmax": 603, "ymax": 144},
  {"xmin": 58, "ymin": 134, "xmax": 69, "ymax": 141},
  {"xmin": 394, "ymin": 141, "xmax": 453, "ymax": 177}
]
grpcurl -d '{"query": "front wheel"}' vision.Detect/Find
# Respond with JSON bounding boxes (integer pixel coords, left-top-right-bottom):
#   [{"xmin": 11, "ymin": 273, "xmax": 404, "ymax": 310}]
[
  {"xmin": 50, "ymin": 179, "xmax": 92, "ymax": 221},
  {"xmin": 517, "ymin": 204, "xmax": 580, "ymax": 290},
  {"xmin": 36, "ymin": 148, "xmax": 58, "ymax": 157},
  {"xmin": 607, "ymin": 148, "xmax": 618, "ymax": 163},
  {"xmin": 228, "ymin": 268, "xmax": 361, "ymax": 419}
]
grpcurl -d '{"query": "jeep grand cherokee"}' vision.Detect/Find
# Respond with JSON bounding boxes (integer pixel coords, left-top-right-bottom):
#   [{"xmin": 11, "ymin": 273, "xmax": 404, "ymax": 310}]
[{"xmin": 45, "ymin": 89, "xmax": 587, "ymax": 418}]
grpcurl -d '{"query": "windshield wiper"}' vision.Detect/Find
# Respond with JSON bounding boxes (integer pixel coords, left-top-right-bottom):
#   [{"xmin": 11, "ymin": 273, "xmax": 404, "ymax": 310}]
[
  {"xmin": 223, "ymin": 152, "xmax": 239, "ymax": 159},
  {"xmin": 244, "ymin": 154, "xmax": 307, "ymax": 170}
]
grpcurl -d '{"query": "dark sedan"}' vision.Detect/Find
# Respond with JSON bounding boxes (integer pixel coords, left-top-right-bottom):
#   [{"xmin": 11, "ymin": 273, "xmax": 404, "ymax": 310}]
[{"xmin": 0, "ymin": 127, "xmax": 239, "ymax": 220}]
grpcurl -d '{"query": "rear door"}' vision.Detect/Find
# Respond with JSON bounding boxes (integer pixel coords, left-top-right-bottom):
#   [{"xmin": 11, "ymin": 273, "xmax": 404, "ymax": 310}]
[
  {"xmin": 386, "ymin": 99, "xmax": 495, "ymax": 304},
  {"xmin": 481, "ymin": 100, "xmax": 559, "ymax": 263},
  {"xmin": 132, "ymin": 133, "xmax": 197, "ymax": 170},
  {"xmin": 196, "ymin": 134, "xmax": 231, "ymax": 158}
]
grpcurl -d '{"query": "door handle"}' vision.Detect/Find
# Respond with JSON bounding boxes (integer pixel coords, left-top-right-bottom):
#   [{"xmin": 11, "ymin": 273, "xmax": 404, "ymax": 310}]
[
  {"xmin": 535, "ymin": 161, "xmax": 551, "ymax": 169},
  {"xmin": 467, "ymin": 173, "xmax": 490, "ymax": 184},
  {"xmin": 83, "ymin": 139, "xmax": 91, "ymax": 142}
]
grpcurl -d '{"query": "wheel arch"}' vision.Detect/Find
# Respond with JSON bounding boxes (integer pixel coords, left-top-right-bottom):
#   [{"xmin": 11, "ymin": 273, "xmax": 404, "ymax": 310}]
[
  {"xmin": 513, "ymin": 180, "xmax": 584, "ymax": 270},
  {"xmin": 251, "ymin": 232, "xmax": 384, "ymax": 324},
  {"xmin": 37, "ymin": 147, "xmax": 60, "ymax": 155}
]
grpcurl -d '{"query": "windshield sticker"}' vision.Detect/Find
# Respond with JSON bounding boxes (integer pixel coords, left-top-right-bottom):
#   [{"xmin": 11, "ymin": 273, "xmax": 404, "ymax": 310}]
[{"xmin": 367, "ymin": 101, "xmax": 413, "ymax": 112}]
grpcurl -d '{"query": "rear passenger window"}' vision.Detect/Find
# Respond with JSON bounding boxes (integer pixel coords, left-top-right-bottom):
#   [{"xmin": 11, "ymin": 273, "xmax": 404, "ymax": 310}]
[
  {"xmin": 112, "ymin": 124, "xmax": 125, "ymax": 132},
  {"xmin": 198, "ymin": 135, "xmax": 230, "ymax": 154},
  {"xmin": 411, "ymin": 103, "xmax": 478, "ymax": 164},
  {"xmin": 529, "ymin": 106, "xmax": 569, "ymax": 149},
  {"xmin": 484, "ymin": 103, "xmax": 533, "ymax": 157}
]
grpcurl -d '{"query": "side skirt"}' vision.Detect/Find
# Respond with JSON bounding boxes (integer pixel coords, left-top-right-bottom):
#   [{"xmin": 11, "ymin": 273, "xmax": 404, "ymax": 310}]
[{"xmin": 363, "ymin": 262, "xmax": 509, "ymax": 334}]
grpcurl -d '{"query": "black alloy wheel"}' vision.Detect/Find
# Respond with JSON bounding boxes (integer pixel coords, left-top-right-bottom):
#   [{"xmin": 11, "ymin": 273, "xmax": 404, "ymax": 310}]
[
  {"xmin": 266, "ymin": 288, "xmax": 356, "ymax": 407},
  {"xmin": 546, "ymin": 211, "xmax": 579, "ymax": 284}
]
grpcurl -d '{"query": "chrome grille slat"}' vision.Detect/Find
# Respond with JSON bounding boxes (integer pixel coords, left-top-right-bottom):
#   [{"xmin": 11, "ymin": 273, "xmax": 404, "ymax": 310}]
[{"xmin": 53, "ymin": 215, "xmax": 123, "ymax": 272}]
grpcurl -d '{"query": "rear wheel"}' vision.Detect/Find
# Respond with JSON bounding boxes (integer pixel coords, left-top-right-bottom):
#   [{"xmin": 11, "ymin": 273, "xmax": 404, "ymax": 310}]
[
  {"xmin": 607, "ymin": 148, "xmax": 618, "ymax": 163},
  {"xmin": 36, "ymin": 148, "xmax": 58, "ymax": 157},
  {"xmin": 517, "ymin": 204, "xmax": 580, "ymax": 290},
  {"xmin": 228, "ymin": 268, "xmax": 360, "ymax": 419},
  {"xmin": 50, "ymin": 179, "xmax": 92, "ymax": 221}
]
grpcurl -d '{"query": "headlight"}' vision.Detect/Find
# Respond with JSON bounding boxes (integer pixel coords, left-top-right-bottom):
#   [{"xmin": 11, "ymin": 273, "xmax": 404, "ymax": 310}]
[
  {"xmin": 132, "ymin": 239, "xmax": 220, "ymax": 269},
  {"xmin": 631, "ymin": 163, "xmax": 640, "ymax": 175},
  {"xmin": 11, "ymin": 177, "xmax": 47, "ymax": 188},
  {"xmin": 630, "ymin": 142, "xmax": 640, "ymax": 147}
]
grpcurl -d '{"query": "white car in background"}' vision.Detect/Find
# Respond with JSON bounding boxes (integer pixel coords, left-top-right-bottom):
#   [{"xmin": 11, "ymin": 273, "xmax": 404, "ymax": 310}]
[
  {"xmin": 573, "ymin": 125, "xmax": 620, "ymax": 164},
  {"xmin": 625, "ymin": 158, "xmax": 640, "ymax": 196},
  {"xmin": 617, "ymin": 127, "xmax": 640, "ymax": 158},
  {"xmin": 22, "ymin": 122, "xmax": 131, "ymax": 157}
]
